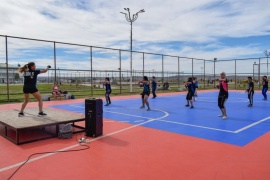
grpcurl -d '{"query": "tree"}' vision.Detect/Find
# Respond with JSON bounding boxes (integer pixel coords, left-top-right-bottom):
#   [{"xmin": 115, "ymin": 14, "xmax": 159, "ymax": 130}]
[{"xmin": 14, "ymin": 73, "xmax": 20, "ymax": 81}]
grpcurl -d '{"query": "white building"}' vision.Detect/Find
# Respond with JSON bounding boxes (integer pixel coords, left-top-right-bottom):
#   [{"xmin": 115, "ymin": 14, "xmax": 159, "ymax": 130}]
[{"xmin": 0, "ymin": 63, "xmax": 22, "ymax": 83}]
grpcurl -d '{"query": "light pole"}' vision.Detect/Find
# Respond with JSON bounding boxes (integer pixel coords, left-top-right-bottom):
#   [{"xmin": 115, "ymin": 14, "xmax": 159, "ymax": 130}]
[
  {"xmin": 264, "ymin": 50, "xmax": 270, "ymax": 76},
  {"xmin": 120, "ymin": 8, "xmax": 145, "ymax": 93}
]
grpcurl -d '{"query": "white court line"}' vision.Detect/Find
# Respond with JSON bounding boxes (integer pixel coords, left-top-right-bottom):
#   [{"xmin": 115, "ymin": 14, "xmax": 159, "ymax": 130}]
[
  {"xmin": 70, "ymin": 105, "xmax": 84, "ymax": 108},
  {"xmin": 70, "ymin": 105, "xmax": 151, "ymax": 120},
  {"xmin": 68, "ymin": 104, "xmax": 269, "ymax": 133},
  {"xmin": 0, "ymin": 109, "xmax": 169, "ymax": 173},
  {"xmin": 157, "ymin": 119, "xmax": 235, "ymax": 133},
  {"xmin": 234, "ymin": 116, "xmax": 270, "ymax": 133},
  {"xmin": 104, "ymin": 110, "xmax": 151, "ymax": 120}
]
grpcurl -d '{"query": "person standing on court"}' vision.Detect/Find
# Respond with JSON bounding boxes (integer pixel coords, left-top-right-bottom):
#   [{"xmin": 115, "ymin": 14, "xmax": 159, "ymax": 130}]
[
  {"xmin": 103, "ymin": 77, "xmax": 112, "ymax": 106},
  {"xmin": 246, "ymin": 76, "xmax": 254, "ymax": 107},
  {"xmin": 216, "ymin": 72, "xmax": 228, "ymax": 119},
  {"xmin": 140, "ymin": 76, "xmax": 151, "ymax": 111},
  {"xmin": 193, "ymin": 77, "xmax": 198, "ymax": 101},
  {"xmin": 18, "ymin": 62, "xmax": 50, "ymax": 117},
  {"xmin": 184, "ymin": 77, "xmax": 195, "ymax": 109},
  {"xmin": 151, "ymin": 76, "xmax": 157, "ymax": 99},
  {"xmin": 262, "ymin": 76, "xmax": 268, "ymax": 100}
]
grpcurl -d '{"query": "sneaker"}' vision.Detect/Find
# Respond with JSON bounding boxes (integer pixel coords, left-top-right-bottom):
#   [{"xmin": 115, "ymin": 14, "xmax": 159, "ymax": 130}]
[
  {"xmin": 218, "ymin": 114, "xmax": 223, "ymax": 117},
  {"xmin": 263, "ymin": 98, "xmax": 267, "ymax": 101},
  {"xmin": 140, "ymin": 106, "xmax": 145, "ymax": 109},
  {"xmin": 38, "ymin": 111, "xmax": 47, "ymax": 117},
  {"xmin": 18, "ymin": 112, "xmax": 24, "ymax": 117},
  {"xmin": 190, "ymin": 106, "xmax": 194, "ymax": 109},
  {"xmin": 222, "ymin": 116, "xmax": 228, "ymax": 120},
  {"xmin": 248, "ymin": 104, "xmax": 253, "ymax": 107},
  {"xmin": 147, "ymin": 108, "xmax": 151, "ymax": 111},
  {"xmin": 104, "ymin": 104, "xmax": 109, "ymax": 106},
  {"xmin": 185, "ymin": 104, "xmax": 190, "ymax": 107}
]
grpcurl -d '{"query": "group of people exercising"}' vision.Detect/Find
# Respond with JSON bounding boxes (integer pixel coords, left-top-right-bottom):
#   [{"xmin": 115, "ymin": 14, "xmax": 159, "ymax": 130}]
[{"xmin": 17, "ymin": 62, "xmax": 268, "ymax": 119}]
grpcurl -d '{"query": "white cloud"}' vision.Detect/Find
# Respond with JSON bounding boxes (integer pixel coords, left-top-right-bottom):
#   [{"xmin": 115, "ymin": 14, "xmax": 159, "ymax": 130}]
[{"xmin": 0, "ymin": 0, "xmax": 270, "ymax": 72}]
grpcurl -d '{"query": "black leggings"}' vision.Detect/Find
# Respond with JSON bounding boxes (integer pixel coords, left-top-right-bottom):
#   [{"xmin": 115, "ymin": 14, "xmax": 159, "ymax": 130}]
[
  {"xmin": 218, "ymin": 95, "xmax": 227, "ymax": 109},
  {"xmin": 105, "ymin": 90, "xmax": 111, "ymax": 104}
]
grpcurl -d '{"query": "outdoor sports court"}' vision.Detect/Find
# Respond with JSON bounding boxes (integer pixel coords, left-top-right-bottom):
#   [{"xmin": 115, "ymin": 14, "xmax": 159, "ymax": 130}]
[{"xmin": 1, "ymin": 90, "xmax": 270, "ymax": 179}]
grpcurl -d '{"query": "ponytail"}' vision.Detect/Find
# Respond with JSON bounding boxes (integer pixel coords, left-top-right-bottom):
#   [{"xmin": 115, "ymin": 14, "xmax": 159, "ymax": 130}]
[
  {"xmin": 18, "ymin": 62, "xmax": 35, "ymax": 73},
  {"xmin": 18, "ymin": 64, "xmax": 28, "ymax": 73}
]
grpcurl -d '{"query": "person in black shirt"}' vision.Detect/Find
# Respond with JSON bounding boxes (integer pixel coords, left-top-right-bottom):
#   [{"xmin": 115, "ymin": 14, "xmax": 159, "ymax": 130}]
[
  {"xmin": 151, "ymin": 76, "xmax": 157, "ymax": 99},
  {"xmin": 262, "ymin": 76, "xmax": 268, "ymax": 100},
  {"xmin": 103, "ymin": 77, "xmax": 112, "ymax": 106},
  {"xmin": 184, "ymin": 77, "xmax": 195, "ymax": 109},
  {"xmin": 18, "ymin": 62, "xmax": 49, "ymax": 117},
  {"xmin": 140, "ymin": 76, "xmax": 151, "ymax": 111},
  {"xmin": 246, "ymin": 76, "xmax": 254, "ymax": 107}
]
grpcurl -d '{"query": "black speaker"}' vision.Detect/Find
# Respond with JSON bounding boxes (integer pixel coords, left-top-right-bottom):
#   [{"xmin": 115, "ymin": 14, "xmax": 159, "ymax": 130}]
[{"xmin": 85, "ymin": 98, "xmax": 103, "ymax": 137}]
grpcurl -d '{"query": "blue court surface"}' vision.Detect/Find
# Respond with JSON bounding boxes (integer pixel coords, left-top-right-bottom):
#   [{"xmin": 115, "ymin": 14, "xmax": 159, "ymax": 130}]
[{"xmin": 51, "ymin": 92, "xmax": 270, "ymax": 146}]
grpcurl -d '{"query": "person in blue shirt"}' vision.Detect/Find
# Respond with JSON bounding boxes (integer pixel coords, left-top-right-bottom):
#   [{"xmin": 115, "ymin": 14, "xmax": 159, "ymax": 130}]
[
  {"xmin": 184, "ymin": 77, "xmax": 195, "ymax": 109},
  {"xmin": 18, "ymin": 62, "xmax": 49, "ymax": 117},
  {"xmin": 140, "ymin": 76, "xmax": 151, "ymax": 111},
  {"xmin": 262, "ymin": 76, "xmax": 268, "ymax": 100},
  {"xmin": 103, "ymin": 77, "xmax": 111, "ymax": 106},
  {"xmin": 151, "ymin": 76, "xmax": 157, "ymax": 98}
]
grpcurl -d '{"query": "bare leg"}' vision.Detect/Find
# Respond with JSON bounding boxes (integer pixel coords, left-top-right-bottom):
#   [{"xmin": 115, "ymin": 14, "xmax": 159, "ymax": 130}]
[
  {"xmin": 20, "ymin": 93, "xmax": 30, "ymax": 112},
  {"xmin": 141, "ymin": 98, "xmax": 145, "ymax": 107},
  {"xmin": 32, "ymin": 91, "xmax": 43, "ymax": 112},
  {"xmin": 144, "ymin": 95, "xmax": 150, "ymax": 109},
  {"xmin": 222, "ymin": 108, "xmax": 227, "ymax": 116}
]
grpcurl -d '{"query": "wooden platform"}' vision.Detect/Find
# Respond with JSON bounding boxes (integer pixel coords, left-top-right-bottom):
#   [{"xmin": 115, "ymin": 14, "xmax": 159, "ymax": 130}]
[{"xmin": 0, "ymin": 108, "xmax": 85, "ymax": 145}]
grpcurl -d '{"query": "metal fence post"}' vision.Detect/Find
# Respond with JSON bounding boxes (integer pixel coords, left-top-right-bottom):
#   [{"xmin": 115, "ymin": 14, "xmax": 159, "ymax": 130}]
[
  {"xmin": 162, "ymin": 55, "xmax": 164, "ymax": 85},
  {"xmin": 143, "ymin": 52, "xmax": 145, "ymax": 76},
  {"xmin": 53, "ymin": 42, "xmax": 57, "ymax": 83},
  {"xmin": 178, "ymin": 57, "xmax": 180, "ymax": 89},
  {"xmin": 90, "ymin": 46, "xmax": 93, "ymax": 96},
  {"xmin": 5, "ymin": 36, "xmax": 10, "ymax": 101},
  {"xmin": 119, "ymin": 50, "xmax": 122, "ymax": 94}
]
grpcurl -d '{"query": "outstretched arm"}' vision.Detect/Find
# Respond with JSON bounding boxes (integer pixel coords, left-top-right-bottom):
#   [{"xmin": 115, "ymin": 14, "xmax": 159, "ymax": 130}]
[{"xmin": 40, "ymin": 67, "xmax": 49, "ymax": 73}]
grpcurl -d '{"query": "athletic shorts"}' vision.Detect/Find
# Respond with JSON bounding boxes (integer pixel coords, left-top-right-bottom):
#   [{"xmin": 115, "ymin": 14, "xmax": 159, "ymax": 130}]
[
  {"xmin": 141, "ymin": 92, "xmax": 150, "ymax": 98},
  {"xmin": 186, "ymin": 91, "xmax": 194, "ymax": 100},
  {"xmin": 23, "ymin": 86, "xmax": 38, "ymax": 94},
  {"xmin": 105, "ymin": 90, "xmax": 111, "ymax": 94}
]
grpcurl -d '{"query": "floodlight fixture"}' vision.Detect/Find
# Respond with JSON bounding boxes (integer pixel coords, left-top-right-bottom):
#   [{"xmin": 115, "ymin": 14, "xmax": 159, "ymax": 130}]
[{"xmin": 120, "ymin": 8, "xmax": 145, "ymax": 92}]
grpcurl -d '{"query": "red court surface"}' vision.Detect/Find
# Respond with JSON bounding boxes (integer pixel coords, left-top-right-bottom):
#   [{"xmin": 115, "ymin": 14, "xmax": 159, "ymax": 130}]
[{"xmin": 1, "ymin": 91, "xmax": 270, "ymax": 180}]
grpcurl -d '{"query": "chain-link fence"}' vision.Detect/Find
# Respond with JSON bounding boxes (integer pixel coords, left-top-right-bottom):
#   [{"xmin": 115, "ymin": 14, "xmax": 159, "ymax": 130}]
[{"xmin": 0, "ymin": 35, "xmax": 268, "ymax": 102}]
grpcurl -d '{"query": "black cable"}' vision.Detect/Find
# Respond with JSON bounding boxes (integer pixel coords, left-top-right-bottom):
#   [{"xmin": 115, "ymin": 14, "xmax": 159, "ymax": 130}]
[{"xmin": 7, "ymin": 143, "xmax": 90, "ymax": 180}]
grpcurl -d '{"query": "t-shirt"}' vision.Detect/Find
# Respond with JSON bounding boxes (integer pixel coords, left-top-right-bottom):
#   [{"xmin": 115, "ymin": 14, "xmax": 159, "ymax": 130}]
[
  {"xmin": 219, "ymin": 78, "xmax": 228, "ymax": 98},
  {"xmin": 105, "ymin": 83, "xmax": 111, "ymax": 91},
  {"xmin": 143, "ymin": 83, "xmax": 150, "ymax": 93},
  {"xmin": 263, "ymin": 80, "xmax": 268, "ymax": 88},
  {"xmin": 188, "ymin": 82, "xmax": 195, "ymax": 93},
  {"xmin": 152, "ymin": 80, "xmax": 157, "ymax": 89},
  {"xmin": 248, "ymin": 81, "xmax": 254, "ymax": 92},
  {"xmin": 23, "ymin": 70, "xmax": 40, "ymax": 88}
]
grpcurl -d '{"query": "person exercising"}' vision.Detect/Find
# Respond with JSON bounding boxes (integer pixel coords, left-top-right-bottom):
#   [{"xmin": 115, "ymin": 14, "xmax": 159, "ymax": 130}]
[
  {"xmin": 18, "ymin": 62, "xmax": 50, "ymax": 117},
  {"xmin": 246, "ymin": 76, "xmax": 254, "ymax": 107},
  {"xmin": 103, "ymin": 77, "xmax": 112, "ymax": 106},
  {"xmin": 140, "ymin": 76, "xmax": 151, "ymax": 111},
  {"xmin": 217, "ymin": 72, "xmax": 228, "ymax": 119},
  {"xmin": 262, "ymin": 76, "xmax": 268, "ymax": 100}
]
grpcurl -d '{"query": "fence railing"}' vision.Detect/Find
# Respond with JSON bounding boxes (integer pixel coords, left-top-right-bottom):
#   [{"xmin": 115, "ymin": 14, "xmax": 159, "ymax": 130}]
[{"xmin": 0, "ymin": 35, "xmax": 268, "ymax": 102}]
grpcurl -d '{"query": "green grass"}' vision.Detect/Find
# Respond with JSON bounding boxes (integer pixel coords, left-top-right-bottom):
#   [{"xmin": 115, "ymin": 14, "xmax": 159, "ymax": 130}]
[{"xmin": 0, "ymin": 81, "xmax": 258, "ymax": 104}]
